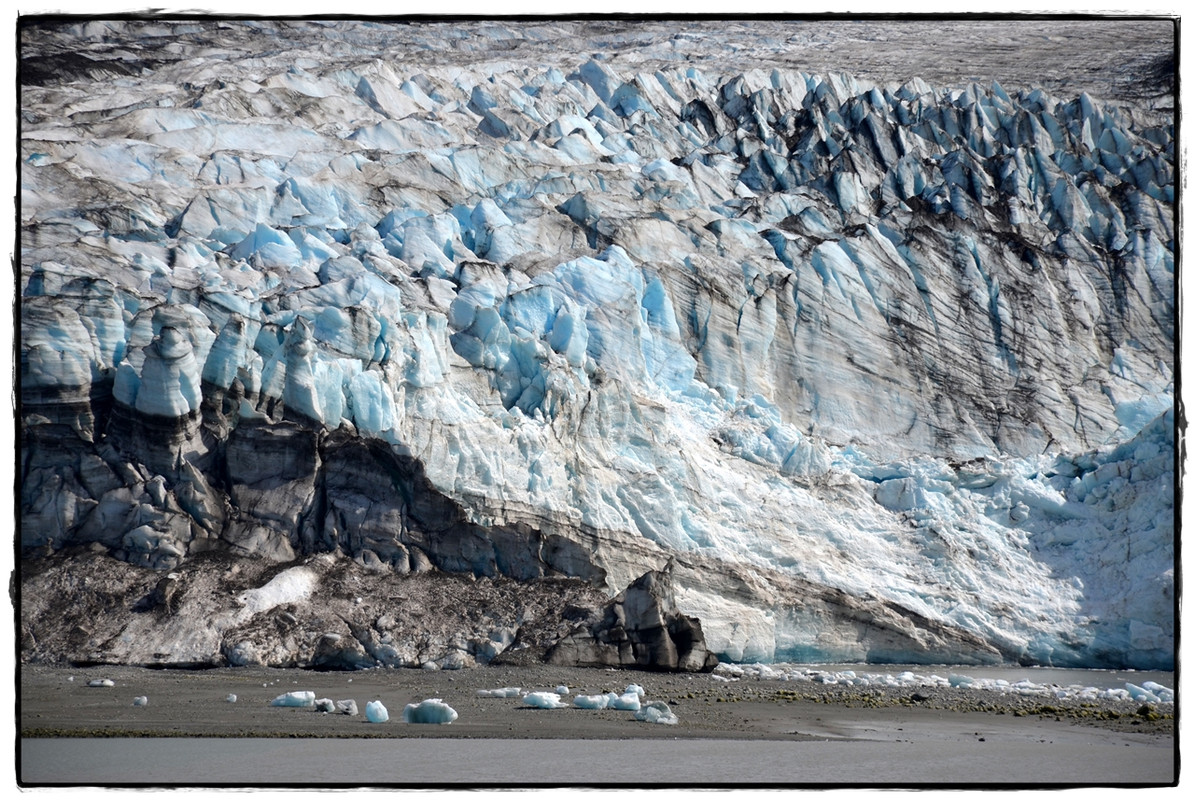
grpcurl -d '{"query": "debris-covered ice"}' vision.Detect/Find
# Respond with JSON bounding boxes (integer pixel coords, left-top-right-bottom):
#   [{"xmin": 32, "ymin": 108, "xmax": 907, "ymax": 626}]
[{"xmin": 17, "ymin": 18, "xmax": 1174, "ymax": 672}]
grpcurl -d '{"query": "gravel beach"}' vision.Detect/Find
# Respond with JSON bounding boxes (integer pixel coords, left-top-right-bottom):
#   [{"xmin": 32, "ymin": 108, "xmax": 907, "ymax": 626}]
[{"xmin": 18, "ymin": 663, "xmax": 1175, "ymax": 786}]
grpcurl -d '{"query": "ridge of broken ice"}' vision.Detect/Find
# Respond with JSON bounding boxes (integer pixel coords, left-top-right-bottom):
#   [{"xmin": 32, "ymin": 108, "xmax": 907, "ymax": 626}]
[{"xmin": 19, "ymin": 20, "xmax": 1174, "ymax": 670}]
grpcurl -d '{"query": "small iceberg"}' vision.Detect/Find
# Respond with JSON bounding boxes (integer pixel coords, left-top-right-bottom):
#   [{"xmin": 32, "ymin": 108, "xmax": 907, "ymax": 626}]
[
  {"xmin": 523, "ymin": 691, "xmax": 568, "ymax": 709},
  {"xmin": 365, "ymin": 700, "xmax": 389, "ymax": 723},
  {"xmin": 403, "ymin": 698, "xmax": 458, "ymax": 724},
  {"xmin": 634, "ymin": 701, "xmax": 678, "ymax": 725},
  {"xmin": 270, "ymin": 691, "xmax": 316, "ymax": 708}
]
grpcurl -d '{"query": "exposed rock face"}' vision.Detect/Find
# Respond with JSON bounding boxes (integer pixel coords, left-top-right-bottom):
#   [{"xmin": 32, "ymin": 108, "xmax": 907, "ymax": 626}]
[
  {"xmin": 18, "ymin": 19, "xmax": 1175, "ymax": 669},
  {"xmin": 546, "ymin": 564, "xmax": 719, "ymax": 672},
  {"xmin": 20, "ymin": 549, "xmax": 608, "ymax": 670}
]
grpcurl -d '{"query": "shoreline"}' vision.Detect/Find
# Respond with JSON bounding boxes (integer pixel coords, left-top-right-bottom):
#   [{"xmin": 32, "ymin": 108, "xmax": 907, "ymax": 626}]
[
  {"xmin": 18, "ymin": 663, "xmax": 1176, "ymax": 786},
  {"xmin": 20, "ymin": 662, "xmax": 1174, "ymax": 741}
]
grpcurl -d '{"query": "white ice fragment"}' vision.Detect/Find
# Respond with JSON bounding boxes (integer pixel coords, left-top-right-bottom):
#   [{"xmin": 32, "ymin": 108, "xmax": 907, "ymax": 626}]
[
  {"xmin": 314, "ymin": 698, "xmax": 336, "ymax": 713},
  {"xmin": 235, "ymin": 567, "xmax": 318, "ymax": 618},
  {"xmin": 365, "ymin": 700, "xmax": 389, "ymax": 723},
  {"xmin": 226, "ymin": 694, "xmax": 237, "ymax": 703},
  {"xmin": 270, "ymin": 691, "xmax": 316, "ymax": 708},
  {"xmin": 403, "ymin": 698, "xmax": 459, "ymax": 724},
  {"xmin": 555, "ymin": 685, "xmax": 570, "ymax": 695},
  {"xmin": 523, "ymin": 691, "xmax": 568, "ymax": 709},
  {"xmin": 1125, "ymin": 683, "xmax": 1160, "ymax": 703},
  {"xmin": 1141, "ymin": 681, "xmax": 1174, "ymax": 702},
  {"xmin": 572, "ymin": 694, "xmax": 611, "ymax": 709},
  {"xmin": 611, "ymin": 692, "xmax": 641, "ymax": 711},
  {"xmin": 634, "ymin": 701, "xmax": 678, "ymax": 725},
  {"xmin": 477, "ymin": 687, "xmax": 522, "ymax": 698},
  {"xmin": 336, "ymin": 699, "xmax": 358, "ymax": 716},
  {"xmin": 87, "ymin": 679, "xmax": 115, "ymax": 688},
  {"xmin": 625, "ymin": 684, "xmax": 645, "ymax": 697},
  {"xmin": 132, "ymin": 696, "xmax": 148, "ymax": 707}
]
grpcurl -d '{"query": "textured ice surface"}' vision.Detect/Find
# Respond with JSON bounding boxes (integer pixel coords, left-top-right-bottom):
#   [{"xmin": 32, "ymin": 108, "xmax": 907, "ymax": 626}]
[
  {"xmin": 403, "ymin": 698, "xmax": 459, "ymax": 724},
  {"xmin": 611, "ymin": 692, "xmax": 642, "ymax": 711},
  {"xmin": 270, "ymin": 691, "xmax": 316, "ymax": 708},
  {"xmin": 523, "ymin": 691, "xmax": 569, "ymax": 709},
  {"xmin": 365, "ymin": 700, "xmax": 389, "ymax": 723},
  {"xmin": 572, "ymin": 694, "xmax": 615, "ymax": 710},
  {"xmin": 634, "ymin": 701, "xmax": 678, "ymax": 725},
  {"xmin": 18, "ymin": 19, "xmax": 1174, "ymax": 669}
]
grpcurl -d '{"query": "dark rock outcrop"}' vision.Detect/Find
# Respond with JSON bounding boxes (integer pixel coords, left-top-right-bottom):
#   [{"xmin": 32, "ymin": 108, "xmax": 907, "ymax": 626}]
[{"xmin": 546, "ymin": 563, "xmax": 719, "ymax": 672}]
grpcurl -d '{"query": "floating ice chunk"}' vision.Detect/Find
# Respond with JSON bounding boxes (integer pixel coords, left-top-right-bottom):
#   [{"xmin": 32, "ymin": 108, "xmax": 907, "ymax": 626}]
[
  {"xmin": 476, "ymin": 687, "xmax": 522, "ymax": 698},
  {"xmin": 555, "ymin": 685, "xmax": 570, "ymax": 695},
  {"xmin": 271, "ymin": 691, "xmax": 316, "ymax": 708},
  {"xmin": 625, "ymin": 684, "xmax": 645, "ymax": 698},
  {"xmin": 634, "ymin": 701, "xmax": 678, "ymax": 725},
  {"xmin": 226, "ymin": 694, "xmax": 237, "ymax": 703},
  {"xmin": 365, "ymin": 700, "xmax": 389, "ymax": 723},
  {"xmin": 403, "ymin": 698, "xmax": 459, "ymax": 724},
  {"xmin": 314, "ymin": 698, "xmax": 336, "ymax": 713},
  {"xmin": 948, "ymin": 674, "xmax": 975, "ymax": 688},
  {"xmin": 87, "ymin": 679, "xmax": 115, "ymax": 688},
  {"xmin": 523, "ymin": 691, "xmax": 568, "ymax": 709},
  {"xmin": 132, "ymin": 696, "xmax": 148, "ymax": 707},
  {"xmin": 336, "ymin": 699, "xmax": 358, "ymax": 716}
]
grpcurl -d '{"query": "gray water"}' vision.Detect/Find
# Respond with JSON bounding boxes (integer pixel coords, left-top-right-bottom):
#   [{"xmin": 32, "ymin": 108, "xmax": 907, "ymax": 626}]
[{"xmin": 21, "ymin": 734, "xmax": 1174, "ymax": 786}]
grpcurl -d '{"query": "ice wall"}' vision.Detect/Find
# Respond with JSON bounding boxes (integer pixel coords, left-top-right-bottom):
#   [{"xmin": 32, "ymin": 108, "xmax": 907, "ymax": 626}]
[{"xmin": 19, "ymin": 20, "xmax": 1175, "ymax": 668}]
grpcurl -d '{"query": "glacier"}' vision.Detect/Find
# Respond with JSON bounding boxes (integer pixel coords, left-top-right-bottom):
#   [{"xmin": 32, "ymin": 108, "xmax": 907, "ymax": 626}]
[{"xmin": 17, "ymin": 19, "xmax": 1175, "ymax": 670}]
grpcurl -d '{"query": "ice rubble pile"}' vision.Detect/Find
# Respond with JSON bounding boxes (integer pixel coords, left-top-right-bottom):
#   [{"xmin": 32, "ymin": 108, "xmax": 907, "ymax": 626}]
[
  {"xmin": 19, "ymin": 20, "xmax": 1173, "ymax": 669},
  {"xmin": 714, "ymin": 662, "xmax": 1174, "ymax": 705},
  {"xmin": 486, "ymin": 682, "xmax": 671, "ymax": 720}
]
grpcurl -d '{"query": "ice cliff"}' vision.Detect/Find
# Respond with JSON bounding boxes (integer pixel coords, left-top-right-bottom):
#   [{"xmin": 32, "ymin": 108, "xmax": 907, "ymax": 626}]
[{"xmin": 18, "ymin": 19, "xmax": 1175, "ymax": 670}]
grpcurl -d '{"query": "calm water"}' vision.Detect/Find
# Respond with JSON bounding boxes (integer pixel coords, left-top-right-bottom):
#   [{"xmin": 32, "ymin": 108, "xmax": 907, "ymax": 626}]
[{"xmin": 21, "ymin": 735, "xmax": 1174, "ymax": 786}]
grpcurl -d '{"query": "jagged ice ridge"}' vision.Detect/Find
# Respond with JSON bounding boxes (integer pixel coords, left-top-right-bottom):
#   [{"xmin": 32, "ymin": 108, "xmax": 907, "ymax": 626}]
[{"xmin": 19, "ymin": 20, "xmax": 1174, "ymax": 669}]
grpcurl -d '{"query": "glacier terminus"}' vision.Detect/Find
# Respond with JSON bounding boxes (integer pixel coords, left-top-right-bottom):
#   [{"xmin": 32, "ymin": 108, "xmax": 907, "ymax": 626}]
[{"xmin": 18, "ymin": 18, "xmax": 1175, "ymax": 673}]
